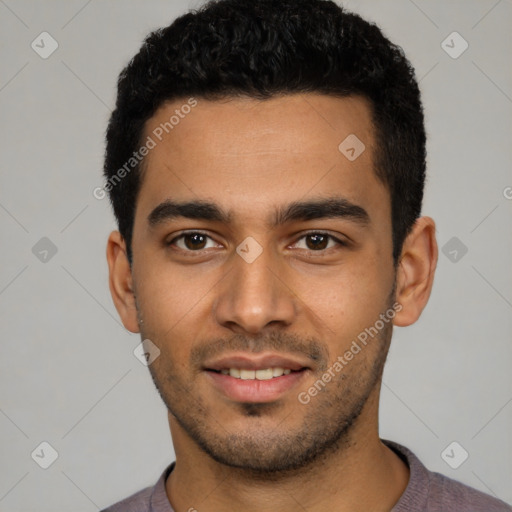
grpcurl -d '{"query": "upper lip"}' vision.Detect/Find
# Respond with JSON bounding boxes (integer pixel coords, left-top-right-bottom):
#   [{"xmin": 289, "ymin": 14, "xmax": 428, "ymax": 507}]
[{"xmin": 203, "ymin": 353, "xmax": 311, "ymax": 372}]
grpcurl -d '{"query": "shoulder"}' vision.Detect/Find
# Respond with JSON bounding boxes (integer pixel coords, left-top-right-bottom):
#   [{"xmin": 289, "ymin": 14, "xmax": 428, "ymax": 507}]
[
  {"xmin": 384, "ymin": 440, "xmax": 512, "ymax": 512},
  {"xmin": 100, "ymin": 463, "xmax": 175, "ymax": 512},
  {"xmin": 426, "ymin": 470, "xmax": 511, "ymax": 512},
  {"xmin": 101, "ymin": 485, "xmax": 153, "ymax": 512}
]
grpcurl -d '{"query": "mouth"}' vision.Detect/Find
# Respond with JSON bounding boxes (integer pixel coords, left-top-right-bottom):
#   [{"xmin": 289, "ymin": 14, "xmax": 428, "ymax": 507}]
[
  {"xmin": 203, "ymin": 353, "xmax": 311, "ymax": 403},
  {"xmin": 211, "ymin": 367, "xmax": 294, "ymax": 380}
]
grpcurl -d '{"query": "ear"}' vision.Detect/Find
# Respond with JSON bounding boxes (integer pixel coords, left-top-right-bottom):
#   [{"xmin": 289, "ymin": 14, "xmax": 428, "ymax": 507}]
[
  {"xmin": 393, "ymin": 216, "xmax": 438, "ymax": 327},
  {"xmin": 106, "ymin": 231, "xmax": 140, "ymax": 333}
]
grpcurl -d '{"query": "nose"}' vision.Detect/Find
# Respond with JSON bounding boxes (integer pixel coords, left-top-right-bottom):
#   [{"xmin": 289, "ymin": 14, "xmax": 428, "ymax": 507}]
[{"xmin": 213, "ymin": 243, "xmax": 297, "ymax": 335}]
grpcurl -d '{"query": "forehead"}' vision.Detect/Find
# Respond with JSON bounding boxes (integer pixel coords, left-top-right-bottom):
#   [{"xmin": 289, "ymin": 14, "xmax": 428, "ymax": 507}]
[{"xmin": 136, "ymin": 93, "xmax": 389, "ymax": 225}]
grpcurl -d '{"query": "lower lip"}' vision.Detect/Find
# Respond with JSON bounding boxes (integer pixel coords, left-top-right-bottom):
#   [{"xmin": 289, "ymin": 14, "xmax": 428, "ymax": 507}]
[{"xmin": 205, "ymin": 370, "xmax": 307, "ymax": 403}]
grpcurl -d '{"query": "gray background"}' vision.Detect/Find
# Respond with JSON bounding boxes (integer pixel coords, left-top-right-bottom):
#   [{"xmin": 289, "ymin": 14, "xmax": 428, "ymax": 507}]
[{"xmin": 0, "ymin": 0, "xmax": 511, "ymax": 510}]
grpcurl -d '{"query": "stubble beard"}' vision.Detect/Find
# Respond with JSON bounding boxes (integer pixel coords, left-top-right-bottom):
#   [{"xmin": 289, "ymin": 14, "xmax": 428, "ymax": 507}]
[{"xmin": 139, "ymin": 294, "xmax": 395, "ymax": 476}]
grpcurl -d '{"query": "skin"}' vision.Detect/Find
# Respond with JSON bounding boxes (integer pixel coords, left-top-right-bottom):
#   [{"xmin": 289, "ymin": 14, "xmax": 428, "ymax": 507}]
[{"xmin": 107, "ymin": 93, "xmax": 438, "ymax": 512}]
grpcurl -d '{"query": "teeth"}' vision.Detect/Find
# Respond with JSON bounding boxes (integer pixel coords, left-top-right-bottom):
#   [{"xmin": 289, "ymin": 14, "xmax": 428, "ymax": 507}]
[
  {"xmin": 240, "ymin": 369, "xmax": 256, "ymax": 380},
  {"xmin": 221, "ymin": 367, "xmax": 294, "ymax": 379},
  {"xmin": 256, "ymin": 368, "xmax": 273, "ymax": 380}
]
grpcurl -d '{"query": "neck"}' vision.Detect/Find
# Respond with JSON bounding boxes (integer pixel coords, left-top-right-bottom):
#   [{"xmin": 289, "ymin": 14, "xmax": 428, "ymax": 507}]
[{"xmin": 165, "ymin": 391, "xmax": 409, "ymax": 512}]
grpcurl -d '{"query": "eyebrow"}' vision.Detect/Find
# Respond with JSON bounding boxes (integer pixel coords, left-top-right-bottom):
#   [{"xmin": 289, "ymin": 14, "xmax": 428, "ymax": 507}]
[
  {"xmin": 147, "ymin": 197, "xmax": 370, "ymax": 228},
  {"xmin": 148, "ymin": 199, "xmax": 232, "ymax": 226},
  {"xmin": 272, "ymin": 197, "xmax": 370, "ymax": 228}
]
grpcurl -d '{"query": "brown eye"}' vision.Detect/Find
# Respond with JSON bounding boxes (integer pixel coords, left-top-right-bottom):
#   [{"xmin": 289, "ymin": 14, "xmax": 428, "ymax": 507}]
[
  {"xmin": 305, "ymin": 234, "xmax": 329, "ymax": 250},
  {"xmin": 182, "ymin": 233, "xmax": 207, "ymax": 250},
  {"xmin": 293, "ymin": 232, "xmax": 344, "ymax": 251},
  {"xmin": 169, "ymin": 232, "xmax": 217, "ymax": 251}
]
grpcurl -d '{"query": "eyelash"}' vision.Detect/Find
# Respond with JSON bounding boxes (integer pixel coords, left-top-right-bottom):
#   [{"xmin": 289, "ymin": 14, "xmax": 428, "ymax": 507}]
[{"xmin": 166, "ymin": 231, "xmax": 348, "ymax": 254}]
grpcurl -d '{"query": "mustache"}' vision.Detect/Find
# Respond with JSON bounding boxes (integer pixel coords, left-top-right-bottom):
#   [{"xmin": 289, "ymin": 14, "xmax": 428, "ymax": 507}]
[{"xmin": 190, "ymin": 331, "xmax": 329, "ymax": 371}]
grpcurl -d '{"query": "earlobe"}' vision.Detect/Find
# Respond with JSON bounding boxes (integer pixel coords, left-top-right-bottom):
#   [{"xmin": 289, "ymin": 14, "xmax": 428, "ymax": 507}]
[
  {"xmin": 106, "ymin": 231, "xmax": 140, "ymax": 333},
  {"xmin": 393, "ymin": 217, "xmax": 438, "ymax": 327}
]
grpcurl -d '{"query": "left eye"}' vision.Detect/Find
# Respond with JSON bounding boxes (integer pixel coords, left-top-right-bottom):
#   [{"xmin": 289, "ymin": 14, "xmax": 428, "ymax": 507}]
[
  {"xmin": 170, "ymin": 232, "xmax": 219, "ymax": 251},
  {"xmin": 293, "ymin": 233, "xmax": 344, "ymax": 251}
]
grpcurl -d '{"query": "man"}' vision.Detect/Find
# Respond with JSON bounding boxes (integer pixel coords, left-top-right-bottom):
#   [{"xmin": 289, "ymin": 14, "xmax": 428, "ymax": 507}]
[{"xmin": 101, "ymin": 0, "xmax": 511, "ymax": 511}]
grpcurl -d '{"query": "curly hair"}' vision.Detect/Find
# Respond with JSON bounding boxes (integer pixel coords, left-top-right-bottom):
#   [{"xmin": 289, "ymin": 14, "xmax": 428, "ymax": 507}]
[{"xmin": 104, "ymin": 0, "xmax": 426, "ymax": 264}]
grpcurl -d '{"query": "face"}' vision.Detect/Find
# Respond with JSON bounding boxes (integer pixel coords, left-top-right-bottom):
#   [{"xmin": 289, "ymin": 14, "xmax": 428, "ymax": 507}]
[{"xmin": 126, "ymin": 94, "xmax": 398, "ymax": 472}]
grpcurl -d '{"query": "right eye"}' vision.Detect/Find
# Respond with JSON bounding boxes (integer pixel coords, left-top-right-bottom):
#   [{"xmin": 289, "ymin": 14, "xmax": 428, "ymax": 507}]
[{"xmin": 167, "ymin": 231, "xmax": 221, "ymax": 252}]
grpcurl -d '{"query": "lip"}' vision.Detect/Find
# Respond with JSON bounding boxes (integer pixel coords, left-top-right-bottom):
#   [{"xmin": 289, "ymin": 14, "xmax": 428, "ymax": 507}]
[
  {"xmin": 203, "ymin": 352, "xmax": 311, "ymax": 372},
  {"xmin": 202, "ymin": 352, "xmax": 311, "ymax": 403},
  {"xmin": 205, "ymin": 368, "xmax": 309, "ymax": 403}
]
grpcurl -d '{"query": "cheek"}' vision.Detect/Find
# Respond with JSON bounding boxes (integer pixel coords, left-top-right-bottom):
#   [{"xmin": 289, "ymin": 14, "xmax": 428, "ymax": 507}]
[
  {"xmin": 135, "ymin": 258, "xmax": 215, "ymax": 325},
  {"xmin": 293, "ymin": 259, "xmax": 392, "ymax": 345},
  {"xmin": 134, "ymin": 260, "xmax": 221, "ymax": 361}
]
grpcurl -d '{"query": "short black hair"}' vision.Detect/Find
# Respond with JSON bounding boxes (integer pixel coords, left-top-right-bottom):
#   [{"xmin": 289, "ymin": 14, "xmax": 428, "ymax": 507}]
[{"xmin": 104, "ymin": 0, "xmax": 426, "ymax": 264}]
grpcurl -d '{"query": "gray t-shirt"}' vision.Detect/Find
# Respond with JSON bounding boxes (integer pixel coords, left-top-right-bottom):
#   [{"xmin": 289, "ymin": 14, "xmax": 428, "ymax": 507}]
[{"xmin": 101, "ymin": 440, "xmax": 511, "ymax": 511}]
